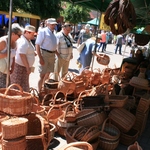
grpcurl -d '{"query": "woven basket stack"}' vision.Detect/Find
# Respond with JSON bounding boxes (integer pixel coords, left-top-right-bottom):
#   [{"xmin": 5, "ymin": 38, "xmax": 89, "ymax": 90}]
[{"xmin": 1, "ymin": 117, "xmax": 28, "ymax": 150}]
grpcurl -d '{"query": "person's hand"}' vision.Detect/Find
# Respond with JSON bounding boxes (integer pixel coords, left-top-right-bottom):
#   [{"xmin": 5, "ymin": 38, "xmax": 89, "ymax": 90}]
[
  {"xmin": 39, "ymin": 57, "xmax": 44, "ymax": 65},
  {"xmin": 26, "ymin": 67, "xmax": 31, "ymax": 74}
]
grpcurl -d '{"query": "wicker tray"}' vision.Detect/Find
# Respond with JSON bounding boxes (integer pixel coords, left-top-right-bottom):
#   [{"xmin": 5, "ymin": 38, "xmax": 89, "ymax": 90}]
[{"xmin": 1, "ymin": 117, "xmax": 28, "ymax": 140}]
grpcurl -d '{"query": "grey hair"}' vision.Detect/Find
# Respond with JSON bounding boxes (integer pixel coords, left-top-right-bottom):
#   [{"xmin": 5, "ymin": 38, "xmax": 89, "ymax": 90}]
[{"xmin": 11, "ymin": 23, "xmax": 23, "ymax": 34}]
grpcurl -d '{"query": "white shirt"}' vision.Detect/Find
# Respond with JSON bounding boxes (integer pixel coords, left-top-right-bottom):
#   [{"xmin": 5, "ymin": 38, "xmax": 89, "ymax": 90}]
[
  {"xmin": 15, "ymin": 35, "xmax": 35, "ymax": 67},
  {"xmin": 35, "ymin": 27, "xmax": 57, "ymax": 51}
]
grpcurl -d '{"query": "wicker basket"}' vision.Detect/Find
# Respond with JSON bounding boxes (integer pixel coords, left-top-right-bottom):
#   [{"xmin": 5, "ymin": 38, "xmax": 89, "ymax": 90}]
[
  {"xmin": 127, "ymin": 141, "xmax": 143, "ymax": 150},
  {"xmin": 1, "ymin": 117, "xmax": 28, "ymax": 140},
  {"xmin": 49, "ymin": 91, "xmax": 72, "ymax": 111},
  {"xmin": 58, "ymin": 141, "xmax": 93, "ymax": 150},
  {"xmin": 98, "ymin": 118, "xmax": 120, "ymax": 150},
  {"xmin": 0, "ymin": 112, "xmax": 9, "ymax": 132},
  {"xmin": 96, "ymin": 54, "xmax": 110, "ymax": 66},
  {"xmin": 41, "ymin": 93, "xmax": 53, "ymax": 112},
  {"xmin": 65, "ymin": 126, "xmax": 99, "ymax": 150},
  {"xmin": 120, "ymin": 128, "xmax": 139, "ymax": 146},
  {"xmin": 124, "ymin": 96, "xmax": 136, "ymax": 111},
  {"xmin": 58, "ymin": 73, "xmax": 76, "ymax": 95},
  {"xmin": 136, "ymin": 98, "xmax": 150, "ymax": 114},
  {"xmin": 76, "ymin": 109, "xmax": 107, "ymax": 126},
  {"xmin": 109, "ymin": 108, "xmax": 136, "ymax": 133},
  {"xmin": 24, "ymin": 113, "xmax": 50, "ymax": 150},
  {"xmin": 105, "ymin": 95, "xmax": 128, "ymax": 108},
  {"xmin": 2, "ymin": 137, "xmax": 27, "ymax": 150},
  {"xmin": 133, "ymin": 109, "xmax": 149, "ymax": 136},
  {"xmin": 0, "ymin": 84, "xmax": 34, "ymax": 116},
  {"xmin": 49, "ymin": 123, "xmax": 56, "ymax": 142},
  {"xmin": 47, "ymin": 106, "xmax": 64, "ymax": 131}
]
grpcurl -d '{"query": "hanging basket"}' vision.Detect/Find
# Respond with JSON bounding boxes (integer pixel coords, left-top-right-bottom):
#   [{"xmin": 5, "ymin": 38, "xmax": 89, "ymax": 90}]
[{"xmin": 96, "ymin": 54, "xmax": 110, "ymax": 66}]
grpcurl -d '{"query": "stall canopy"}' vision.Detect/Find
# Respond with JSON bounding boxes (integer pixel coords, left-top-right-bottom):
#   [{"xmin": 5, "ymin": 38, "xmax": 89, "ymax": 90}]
[
  {"xmin": 0, "ymin": 11, "xmax": 41, "ymax": 19},
  {"xmin": 87, "ymin": 18, "xmax": 99, "ymax": 26},
  {"xmin": 64, "ymin": 0, "xmax": 150, "ymax": 26}
]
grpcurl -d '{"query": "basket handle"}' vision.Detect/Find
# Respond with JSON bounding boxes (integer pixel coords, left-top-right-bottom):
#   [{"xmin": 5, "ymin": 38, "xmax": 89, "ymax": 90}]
[
  {"xmin": 41, "ymin": 93, "xmax": 53, "ymax": 105},
  {"xmin": 4, "ymin": 83, "xmax": 23, "ymax": 95},
  {"xmin": 46, "ymin": 105, "xmax": 62, "ymax": 120},
  {"xmin": 72, "ymin": 126, "xmax": 85, "ymax": 139},
  {"xmin": 63, "ymin": 104, "xmax": 76, "ymax": 121},
  {"xmin": 63, "ymin": 141, "xmax": 93, "ymax": 150},
  {"xmin": 53, "ymin": 91, "xmax": 67, "ymax": 104},
  {"xmin": 81, "ymin": 125, "xmax": 99, "ymax": 141},
  {"xmin": 101, "ymin": 118, "xmax": 110, "ymax": 132}
]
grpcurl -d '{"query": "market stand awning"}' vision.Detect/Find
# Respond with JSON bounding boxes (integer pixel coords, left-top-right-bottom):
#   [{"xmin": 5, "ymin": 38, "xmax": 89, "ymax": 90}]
[
  {"xmin": 87, "ymin": 18, "xmax": 99, "ymax": 26},
  {"xmin": 0, "ymin": 11, "xmax": 41, "ymax": 19}
]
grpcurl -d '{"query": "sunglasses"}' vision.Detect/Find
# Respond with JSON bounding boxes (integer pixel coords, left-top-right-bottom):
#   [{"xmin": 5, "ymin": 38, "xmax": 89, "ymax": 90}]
[{"xmin": 16, "ymin": 33, "xmax": 22, "ymax": 38}]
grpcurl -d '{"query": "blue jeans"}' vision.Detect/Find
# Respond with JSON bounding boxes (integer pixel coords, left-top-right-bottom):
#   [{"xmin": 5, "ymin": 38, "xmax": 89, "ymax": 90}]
[
  {"xmin": 115, "ymin": 44, "xmax": 122, "ymax": 54},
  {"xmin": 98, "ymin": 42, "xmax": 106, "ymax": 52}
]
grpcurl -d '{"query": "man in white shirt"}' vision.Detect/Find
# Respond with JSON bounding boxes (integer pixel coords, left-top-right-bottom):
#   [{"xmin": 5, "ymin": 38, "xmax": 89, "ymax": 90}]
[{"xmin": 35, "ymin": 18, "xmax": 57, "ymax": 92}]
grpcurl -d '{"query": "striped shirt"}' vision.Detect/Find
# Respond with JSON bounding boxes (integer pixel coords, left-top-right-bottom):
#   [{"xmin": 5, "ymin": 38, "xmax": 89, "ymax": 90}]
[{"xmin": 56, "ymin": 31, "xmax": 73, "ymax": 61}]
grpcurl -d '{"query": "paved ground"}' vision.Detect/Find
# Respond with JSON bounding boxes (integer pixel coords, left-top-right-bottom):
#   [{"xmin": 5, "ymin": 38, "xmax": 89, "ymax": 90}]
[{"xmin": 29, "ymin": 43, "xmax": 150, "ymax": 150}]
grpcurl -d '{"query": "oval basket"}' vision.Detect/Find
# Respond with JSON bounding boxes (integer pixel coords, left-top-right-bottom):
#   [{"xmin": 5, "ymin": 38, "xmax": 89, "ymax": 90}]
[
  {"xmin": 99, "ymin": 118, "xmax": 120, "ymax": 150},
  {"xmin": 1, "ymin": 117, "xmax": 28, "ymax": 140},
  {"xmin": 0, "ymin": 84, "xmax": 34, "ymax": 116}
]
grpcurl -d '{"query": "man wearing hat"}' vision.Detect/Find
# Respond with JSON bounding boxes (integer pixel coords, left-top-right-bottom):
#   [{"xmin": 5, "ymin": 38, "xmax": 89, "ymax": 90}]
[
  {"xmin": 11, "ymin": 25, "xmax": 36, "ymax": 92},
  {"xmin": 54, "ymin": 22, "xmax": 74, "ymax": 80},
  {"xmin": 35, "ymin": 18, "xmax": 57, "ymax": 92}
]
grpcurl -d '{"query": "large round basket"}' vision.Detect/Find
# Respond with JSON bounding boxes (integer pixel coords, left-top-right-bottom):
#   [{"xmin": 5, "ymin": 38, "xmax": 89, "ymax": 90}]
[
  {"xmin": 96, "ymin": 54, "xmax": 110, "ymax": 66},
  {"xmin": 1, "ymin": 117, "xmax": 28, "ymax": 140},
  {"xmin": 0, "ymin": 84, "xmax": 34, "ymax": 116}
]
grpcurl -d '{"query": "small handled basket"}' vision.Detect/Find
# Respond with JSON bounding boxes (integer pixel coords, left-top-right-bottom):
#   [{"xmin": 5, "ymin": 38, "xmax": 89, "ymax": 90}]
[
  {"xmin": 96, "ymin": 54, "xmax": 110, "ymax": 66},
  {"xmin": 127, "ymin": 141, "xmax": 143, "ymax": 150}
]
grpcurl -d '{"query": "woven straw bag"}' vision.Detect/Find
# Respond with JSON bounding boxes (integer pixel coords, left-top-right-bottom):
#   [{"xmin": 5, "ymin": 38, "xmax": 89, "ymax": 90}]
[{"xmin": 0, "ymin": 84, "xmax": 34, "ymax": 116}]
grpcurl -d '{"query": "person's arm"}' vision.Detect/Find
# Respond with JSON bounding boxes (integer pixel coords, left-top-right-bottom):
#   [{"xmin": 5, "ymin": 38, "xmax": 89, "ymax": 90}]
[
  {"xmin": 36, "ymin": 44, "xmax": 44, "ymax": 66},
  {"xmin": 0, "ymin": 40, "xmax": 7, "ymax": 58},
  {"xmin": 19, "ymin": 54, "xmax": 31, "ymax": 74}
]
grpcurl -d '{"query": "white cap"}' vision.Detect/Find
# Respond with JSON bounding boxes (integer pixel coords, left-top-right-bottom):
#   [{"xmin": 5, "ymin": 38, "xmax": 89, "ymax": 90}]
[
  {"xmin": 46, "ymin": 18, "xmax": 57, "ymax": 24},
  {"xmin": 85, "ymin": 24, "xmax": 90, "ymax": 30}
]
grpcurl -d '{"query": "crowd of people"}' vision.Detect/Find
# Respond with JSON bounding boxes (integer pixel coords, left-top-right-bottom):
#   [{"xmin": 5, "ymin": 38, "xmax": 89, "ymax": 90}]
[{"xmin": 0, "ymin": 18, "xmax": 148, "ymax": 95}]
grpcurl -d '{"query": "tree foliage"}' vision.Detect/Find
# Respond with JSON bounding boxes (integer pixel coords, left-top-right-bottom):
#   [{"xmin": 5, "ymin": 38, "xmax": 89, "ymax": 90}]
[
  {"xmin": 61, "ymin": 2, "xmax": 90, "ymax": 24},
  {"xmin": 0, "ymin": 0, "xmax": 62, "ymax": 19}
]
